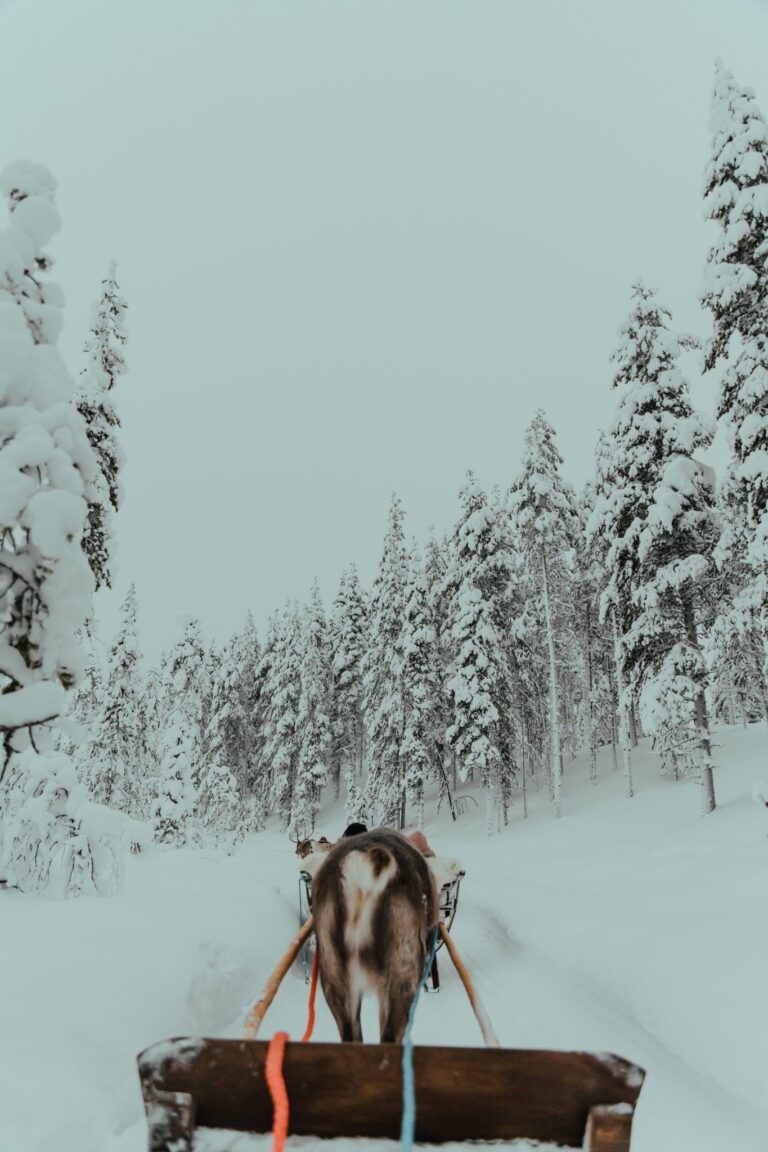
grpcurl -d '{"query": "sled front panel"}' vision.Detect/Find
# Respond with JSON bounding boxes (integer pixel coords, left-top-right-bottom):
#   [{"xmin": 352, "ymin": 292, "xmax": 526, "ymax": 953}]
[{"xmin": 138, "ymin": 1038, "xmax": 644, "ymax": 1151}]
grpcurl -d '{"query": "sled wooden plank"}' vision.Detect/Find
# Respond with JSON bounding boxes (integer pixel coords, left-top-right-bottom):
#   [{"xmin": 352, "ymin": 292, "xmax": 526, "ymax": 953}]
[{"xmin": 139, "ymin": 1038, "xmax": 644, "ymax": 1150}]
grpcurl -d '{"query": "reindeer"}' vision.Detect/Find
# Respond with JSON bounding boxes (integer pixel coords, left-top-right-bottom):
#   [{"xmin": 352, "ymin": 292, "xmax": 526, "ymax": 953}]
[
  {"xmin": 295, "ymin": 835, "xmax": 333, "ymax": 860},
  {"xmin": 311, "ymin": 828, "xmax": 439, "ymax": 1043}
]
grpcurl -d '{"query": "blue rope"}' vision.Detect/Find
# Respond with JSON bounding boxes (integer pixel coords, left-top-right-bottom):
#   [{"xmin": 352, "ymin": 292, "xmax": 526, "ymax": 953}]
[{"xmin": 400, "ymin": 926, "xmax": 440, "ymax": 1152}]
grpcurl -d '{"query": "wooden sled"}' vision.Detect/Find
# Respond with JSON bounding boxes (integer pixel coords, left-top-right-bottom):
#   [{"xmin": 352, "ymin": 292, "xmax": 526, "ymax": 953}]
[{"xmin": 138, "ymin": 1037, "xmax": 645, "ymax": 1151}]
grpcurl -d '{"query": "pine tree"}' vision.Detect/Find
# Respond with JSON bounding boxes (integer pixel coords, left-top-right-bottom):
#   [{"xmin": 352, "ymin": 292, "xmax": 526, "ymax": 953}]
[
  {"xmin": 65, "ymin": 622, "xmax": 104, "ymax": 770},
  {"xmin": 704, "ymin": 594, "xmax": 768, "ymax": 725},
  {"xmin": 510, "ymin": 413, "xmax": 576, "ymax": 817},
  {"xmin": 0, "ymin": 162, "xmax": 97, "ymax": 764},
  {"xmin": 293, "ymin": 582, "xmax": 332, "ymax": 838},
  {"xmin": 139, "ymin": 658, "xmax": 165, "ymax": 792},
  {"xmin": 205, "ymin": 614, "xmax": 261, "ymax": 825},
  {"xmin": 86, "ymin": 584, "xmax": 144, "ymax": 812},
  {"xmin": 445, "ymin": 474, "xmax": 515, "ymax": 834},
  {"xmin": 263, "ymin": 605, "xmax": 302, "ymax": 829},
  {"xmin": 236, "ymin": 612, "xmax": 262, "ymax": 807},
  {"xmin": 0, "ymin": 161, "xmax": 122, "ymax": 895},
  {"xmin": 400, "ymin": 545, "xmax": 439, "ymax": 830},
  {"xmin": 248, "ymin": 613, "xmax": 278, "ymax": 824},
  {"xmin": 344, "ymin": 768, "xmax": 367, "ymax": 825},
  {"xmin": 153, "ymin": 721, "xmax": 198, "ymax": 846},
  {"xmin": 362, "ymin": 495, "xmax": 409, "ymax": 827},
  {"xmin": 329, "ymin": 565, "xmax": 367, "ymax": 795},
  {"xmin": 629, "ymin": 456, "xmax": 719, "ymax": 810},
  {"xmin": 591, "ymin": 284, "xmax": 717, "ymax": 810},
  {"xmin": 75, "ymin": 262, "xmax": 128, "ymax": 590},
  {"xmin": 423, "ymin": 530, "xmax": 456, "ymax": 812},
  {"xmin": 575, "ymin": 481, "xmax": 619, "ymax": 783},
  {"xmin": 702, "ymin": 61, "xmax": 768, "ymax": 665},
  {"xmin": 200, "ymin": 642, "xmax": 243, "ymax": 845},
  {"xmin": 153, "ymin": 617, "xmax": 206, "ymax": 844}
]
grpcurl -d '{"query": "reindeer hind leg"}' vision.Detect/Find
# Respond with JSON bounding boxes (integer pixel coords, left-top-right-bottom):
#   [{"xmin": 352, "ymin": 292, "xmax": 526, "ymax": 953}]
[
  {"xmin": 379, "ymin": 977, "xmax": 419, "ymax": 1044},
  {"xmin": 323, "ymin": 980, "xmax": 362, "ymax": 1042}
]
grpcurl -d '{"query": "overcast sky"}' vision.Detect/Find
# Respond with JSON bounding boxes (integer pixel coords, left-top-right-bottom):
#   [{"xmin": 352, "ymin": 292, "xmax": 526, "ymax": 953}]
[{"xmin": 0, "ymin": 0, "xmax": 766, "ymax": 659}]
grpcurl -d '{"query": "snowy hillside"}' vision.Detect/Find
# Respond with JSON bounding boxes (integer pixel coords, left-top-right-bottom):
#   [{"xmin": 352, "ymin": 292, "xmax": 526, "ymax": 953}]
[{"xmin": 1, "ymin": 723, "xmax": 766, "ymax": 1152}]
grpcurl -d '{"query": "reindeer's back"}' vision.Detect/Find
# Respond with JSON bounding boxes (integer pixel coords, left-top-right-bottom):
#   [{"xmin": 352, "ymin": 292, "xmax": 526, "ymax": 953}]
[{"xmin": 312, "ymin": 829, "xmax": 439, "ymax": 961}]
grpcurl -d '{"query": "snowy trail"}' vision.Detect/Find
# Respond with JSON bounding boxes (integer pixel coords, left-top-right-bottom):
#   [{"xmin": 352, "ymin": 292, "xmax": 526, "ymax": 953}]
[
  {"xmin": 445, "ymin": 898, "xmax": 767, "ymax": 1152},
  {"xmin": 6, "ymin": 729, "xmax": 768, "ymax": 1152},
  {"xmin": 125, "ymin": 852, "xmax": 765, "ymax": 1152}
]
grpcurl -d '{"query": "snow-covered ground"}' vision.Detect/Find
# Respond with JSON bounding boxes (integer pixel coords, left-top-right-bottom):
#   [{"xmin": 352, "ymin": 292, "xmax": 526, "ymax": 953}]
[{"xmin": 2, "ymin": 724, "xmax": 767, "ymax": 1152}]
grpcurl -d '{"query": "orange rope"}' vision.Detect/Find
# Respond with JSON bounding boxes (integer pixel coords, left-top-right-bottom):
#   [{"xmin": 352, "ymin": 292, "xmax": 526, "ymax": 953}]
[
  {"xmin": 265, "ymin": 1031, "xmax": 290, "ymax": 1152},
  {"xmin": 261, "ymin": 935, "xmax": 319, "ymax": 1150}
]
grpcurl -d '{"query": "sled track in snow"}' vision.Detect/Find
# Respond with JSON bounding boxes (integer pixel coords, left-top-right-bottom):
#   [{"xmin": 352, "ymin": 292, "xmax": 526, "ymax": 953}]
[{"xmin": 460, "ymin": 900, "xmax": 768, "ymax": 1152}]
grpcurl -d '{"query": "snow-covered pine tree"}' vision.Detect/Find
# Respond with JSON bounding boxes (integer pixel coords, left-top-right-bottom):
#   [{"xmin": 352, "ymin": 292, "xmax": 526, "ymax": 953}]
[
  {"xmin": 445, "ymin": 473, "xmax": 515, "ymax": 834},
  {"xmin": 362, "ymin": 495, "xmax": 409, "ymax": 827},
  {"xmin": 75, "ymin": 262, "xmax": 128, "ymax": 590},
  {"xmin": 292, "ymin": 581, "xmax": 332, "ymax": 838},
  {"xmin": 85, "ymin": 584, "xmax": 145, "ymax": 813},
  {"xmin": 590, "ymin": 427, "xmax": 636, "ymax": 792},
  {"xmin": 344, "ymin": 768, "xmax": 366, "ymax": 825},
  {"xmin": 153, "ymin": 616, "xmax": 206, "ymax": 845},
  {"xmin": 0, "ymin": 163, "xmax": 97, "ymax": 761},
  {"xmin": 138, "ymin": 657, "xmax": 165, "ymax": 790},
  {"xmin": 630, "ymin": 454, "xmax": 719, "ymax": 810},
  {"xmin": 249, "ymin": 613, "xmax": 278, "ymax": 823},
  {"xmin": 206, "ymin": 613, "xmax": 262, "ymax": 827},
  {"xmin": 708, "ymin": 463, "xmax": 768, "ymax": 725},
  {"xmin": 329, "ymin": 564, "xmax": 367, "ymax": 796},
  {"xmin": 702, "ymin": 61, "xmax": 768, "ymax": 666},
  {"xmin": 510, "ymin": 413, "xmax": 577, "ymax": 817},
  {"xmin": 423, "ymin": 530, "xmax": 456, "ymax": 812},
  {"xmin": 199, "ymin": 639, "xmax": 243, "ymax": 846},
  {"xmin": 0, "ymin": 161, "xmax": 127, "ymax": 894},
  {"xmin": 262, "ymin": 604, "xmax": 302, "ymax": 830},
  {"xmin": 65, "ymin": 621, "xmax": 104, "ymax": 764},
  {"xmin": 200, "ymin": 639, "xmax": 221, "ymax": 765},
  {"xmin": 236, "ymin": 611, "xmax": 261, "ymax": 802},
  {"xmin": 153, "ymin": 721, "xmax": 198, "ymax": 846},
  {"xmin": 590, "ymin": 283, "xmax": 718, "ymax": 810},
  {"xmin": 704, "ymin": 592, "xmax": 768, "ymax": 726},
  {"xmin": 400, "ymin": 544, "xmax": 439, "ymax": 831},
  {"xmin": 575, "ymin": 480, "xmax": 619, "ymax": 783}
]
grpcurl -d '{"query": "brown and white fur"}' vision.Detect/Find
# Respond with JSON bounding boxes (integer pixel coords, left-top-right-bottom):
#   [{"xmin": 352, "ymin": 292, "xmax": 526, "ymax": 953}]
[{"xmin": 311, "ymin": 828, "xmax": 439, "ymax": 1043}]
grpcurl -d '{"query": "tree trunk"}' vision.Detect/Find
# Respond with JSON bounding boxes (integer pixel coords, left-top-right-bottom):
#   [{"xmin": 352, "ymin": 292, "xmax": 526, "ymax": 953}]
[
  {"xmin": 433, "ymin": 741, "xmax": 457, "ymax": 821},
  {"xmin": 682, "ymin": 594, "xmax": 716, "ymax": 814},
  {"xmin": 628, "ymin": 705, "xmax": 639, "ymax": 749},
  {"xmin": 541, "ymin": 553, "xmax": 562, "ymax": 817},
  {"xmin": 485, "ymin": 784, "xmax": 495, "ymax": 838},
  {"xmin": 611, "ymin": 609, "xmax": 633, "ymax": 799}
]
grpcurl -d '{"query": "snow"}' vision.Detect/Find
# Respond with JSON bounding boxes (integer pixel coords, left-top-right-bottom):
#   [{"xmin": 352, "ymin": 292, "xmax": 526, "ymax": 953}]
[
  {"xmin": 2, "ymin": 723, "xmax": 768, "ymax": 1151},
  {"xmin": 0, "ymin": 681, "xmax": 66, "ymax": 729}
]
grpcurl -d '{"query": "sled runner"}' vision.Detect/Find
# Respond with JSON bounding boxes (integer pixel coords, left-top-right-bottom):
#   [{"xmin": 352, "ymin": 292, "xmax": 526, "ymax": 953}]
[
  {"xmin": 298, "ymin": 862, "xmax": 465, "ymax": 989},
  {"xmin": 138, "ymin": 1037, "xmax": 645, "ymax": 1151}
]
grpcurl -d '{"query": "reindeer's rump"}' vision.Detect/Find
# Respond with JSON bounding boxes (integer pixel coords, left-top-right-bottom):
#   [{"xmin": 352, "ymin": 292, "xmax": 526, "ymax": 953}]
[
  {"xmin": 311, "ymin": 829, "xmax": 440, "ymax": 1041},
  {"xmin": 311, "ymin": 829, "xmax": 439, "ymax": 969}
]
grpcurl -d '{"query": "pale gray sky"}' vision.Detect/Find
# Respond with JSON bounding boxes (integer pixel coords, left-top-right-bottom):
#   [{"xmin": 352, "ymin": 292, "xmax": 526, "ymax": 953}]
[{"xmin": 0, "ymin": 0, "xmax": 765, "ymax": 658}]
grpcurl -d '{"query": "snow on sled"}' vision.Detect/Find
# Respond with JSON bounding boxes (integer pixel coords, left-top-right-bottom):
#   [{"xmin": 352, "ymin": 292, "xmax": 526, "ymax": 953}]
[{"xmin": 137, "ymin": 1036, "xmax": 645, "ymax": 1151}]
